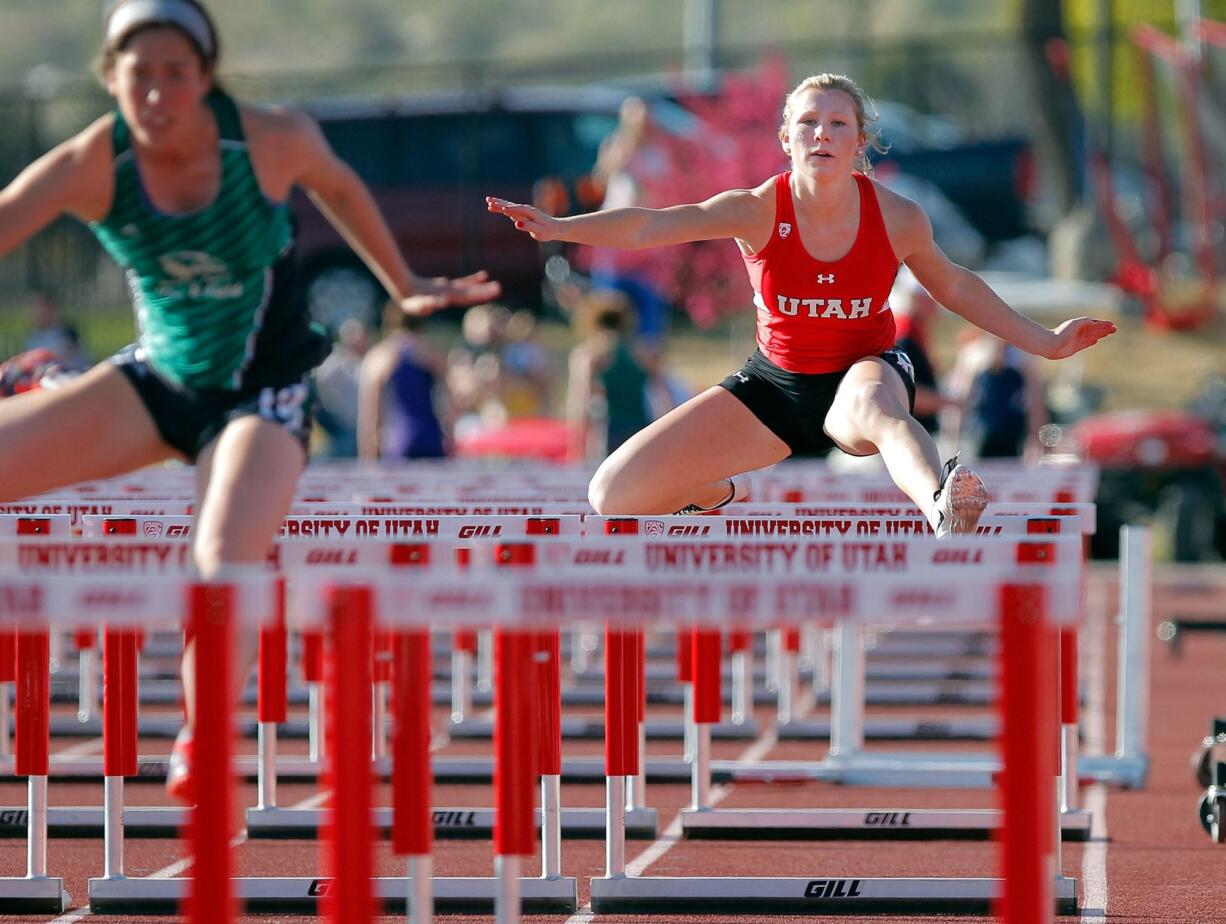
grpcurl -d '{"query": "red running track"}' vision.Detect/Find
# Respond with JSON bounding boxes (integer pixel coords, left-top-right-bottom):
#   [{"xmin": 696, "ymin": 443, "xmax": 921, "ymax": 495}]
[{"xmin": 0, "ymin": 564, "xmax": 1223, "ymax": 923}]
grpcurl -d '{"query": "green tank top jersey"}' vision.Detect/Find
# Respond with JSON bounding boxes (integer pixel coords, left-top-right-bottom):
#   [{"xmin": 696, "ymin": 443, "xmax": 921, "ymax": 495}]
[
  {"xmin": 92, "ymin": 91, "xmax": 324, "ymax": 391},
  {"xmin": 599, "ymin": 339, "xmax": 652, "ymax": 436}
]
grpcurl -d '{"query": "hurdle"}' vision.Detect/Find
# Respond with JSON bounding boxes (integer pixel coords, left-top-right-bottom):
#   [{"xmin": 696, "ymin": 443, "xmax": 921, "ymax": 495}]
[
  {"xmin": 62, "ymin": 571, "xmax": 576, "ymax": 919},
  {"xmin": 317, "ymin": 548, "xmax": 1074, "ymax": 921},
  {"xmin": 0, "ymin": 529, "xmax": 657, "ymax": 842}
]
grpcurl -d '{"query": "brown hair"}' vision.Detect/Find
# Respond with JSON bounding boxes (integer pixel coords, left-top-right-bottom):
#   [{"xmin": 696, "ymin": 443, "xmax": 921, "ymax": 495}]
[
  {"xmin": 780, "ymin": 73, "xmax": 886, "ymax": 175},
  {"xmin": 96, "ymin": 0, "xmax": 220, "ymax": 82}
]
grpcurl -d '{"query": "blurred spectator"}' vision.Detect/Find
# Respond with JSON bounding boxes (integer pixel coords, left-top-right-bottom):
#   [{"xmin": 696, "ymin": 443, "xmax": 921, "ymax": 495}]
[
  {"xmin": 566, "ymin": 292, "xmax": 656, "ymax": 461},
  {"xmin": 313, "ymin": 317, "xmax": 371, "ymax": 458},
  {"xmin": 944, "ymin": 333, "xmax": 1048, "ymax": 460},
  {"xmin": 24, "ymin": 292, "xmax": 90, "ymax": 371},
  {"xmin": 890, "ymin": 267, "xmax": 956, "ymax": 437},
  {"xmin": 589, "ymin": 96, "xmax": 671, "ymax": 343},
  {"xmin": 358, "ymin": 303, "xmax": 450, "ymax": 460},
  {"xmin": 500, "ymin": 310, "xmax": 554, "ymax": 418},
  {"xmin": 448, "ymin": 304, "xmax": 511, "ymax": 439}
]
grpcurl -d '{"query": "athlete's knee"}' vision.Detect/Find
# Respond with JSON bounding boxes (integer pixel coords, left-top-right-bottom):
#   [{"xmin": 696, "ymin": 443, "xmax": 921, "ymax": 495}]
[
  {"xmin": 846, "ymin": 381, "xmax": 909, "ymax": 430},
  {"xmin": 589, "ymin": 456, "xmax": 648, "ymax": 515},
  {"xmin": 588, "ymin": 461, "xmax": 622, "ymax": 515},
  {"xmin": 193, "ymin": 536, "xmax": 269, "ymax": 580}
]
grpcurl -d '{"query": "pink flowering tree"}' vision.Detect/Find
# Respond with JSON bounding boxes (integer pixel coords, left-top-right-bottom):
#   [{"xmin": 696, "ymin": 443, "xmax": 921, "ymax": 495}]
[{"xmin": 578, "ymin": 56, "xmax": 792, "ymax": 328}]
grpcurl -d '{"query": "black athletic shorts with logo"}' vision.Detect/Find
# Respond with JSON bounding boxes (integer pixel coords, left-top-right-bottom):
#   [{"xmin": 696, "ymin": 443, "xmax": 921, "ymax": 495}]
[
  {"xmin": 719, "ymin": 348, "xmax": 917, "ymax": 458},
  {"xmin": 111, "ymin": 346, "xmax": 315, "ymax": 462}
]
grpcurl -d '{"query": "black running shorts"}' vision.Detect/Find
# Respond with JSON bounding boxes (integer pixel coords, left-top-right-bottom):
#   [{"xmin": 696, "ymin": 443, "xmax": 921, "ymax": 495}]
[
  {"xmin": 111, "ymin": 346, "xmax": 315, "ymax": 462},
  {"xmin": 719, "ymin": 348, "xmax": 917, "ymax": 458}
]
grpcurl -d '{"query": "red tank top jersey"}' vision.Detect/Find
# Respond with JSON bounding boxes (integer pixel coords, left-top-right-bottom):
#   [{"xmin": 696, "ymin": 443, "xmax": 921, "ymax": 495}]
[{"xmin": 741, "ymin": 171, "xmax": 900, "ymax": 374}]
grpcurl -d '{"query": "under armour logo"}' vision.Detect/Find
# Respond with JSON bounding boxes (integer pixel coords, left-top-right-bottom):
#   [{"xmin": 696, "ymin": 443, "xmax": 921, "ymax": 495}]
[
  {"xmin": 734, "ymin": 371, "xmax": 750, "ymax": 384},
  {"xmin": 816, "ymin": 274, "xmax": 835, "ymax": 284},
  {"xmin": 778, "ymin": 223, "xmax": 792, "ymax": 239}
]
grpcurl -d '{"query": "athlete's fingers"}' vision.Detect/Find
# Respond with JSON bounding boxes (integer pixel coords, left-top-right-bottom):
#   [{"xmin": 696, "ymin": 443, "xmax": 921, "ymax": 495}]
[
  {"xmin": 486, "ymin": 197, "xmax": 531, "ymax": 217},
  {"xmin": 450, "ymin": 270, "xmax": 490, "ymax": 285},
  {"xmin": 400, "ymin": 293, "xmax": 450, "ymax": 316},
  {"xmin": 449, "ymin": 280, "xmax": 502, "ymax": 304}
]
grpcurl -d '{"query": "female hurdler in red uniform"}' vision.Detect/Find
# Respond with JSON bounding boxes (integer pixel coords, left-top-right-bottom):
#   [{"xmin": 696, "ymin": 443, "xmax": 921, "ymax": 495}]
[{"xmin": 488, "ymin": 74, "xmax": 1115, "ymax": 534}]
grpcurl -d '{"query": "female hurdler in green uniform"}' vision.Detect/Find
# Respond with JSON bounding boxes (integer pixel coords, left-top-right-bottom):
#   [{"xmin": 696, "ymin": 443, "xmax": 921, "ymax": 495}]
[{"xmin": 0, "ymin": 0, "xmax": 501, "ymax": 800}]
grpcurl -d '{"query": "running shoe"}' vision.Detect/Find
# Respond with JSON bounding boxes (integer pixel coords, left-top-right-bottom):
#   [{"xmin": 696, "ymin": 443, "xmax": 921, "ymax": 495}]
[
  {"xmin": 931, "ymin": 456, "xmax": 988, "ymax": 538},
  {"xmin": 675, "ymin": 474, "xmax": 750, "ymax": 515},
  {"xmin": 166, "ymin": 727, "xmax": 195, "ymax": 805}
]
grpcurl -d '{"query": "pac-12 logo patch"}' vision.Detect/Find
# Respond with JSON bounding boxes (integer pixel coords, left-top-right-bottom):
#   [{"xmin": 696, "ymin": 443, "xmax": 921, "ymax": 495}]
[
  {"xmin": 778, "ymin": 222, "xmax": 792, "ymax": 238},
  {"xmin": 142, "ymin": 521, "xmax": 164, "ymax": 538},
  {"xmin": 644, "ymin": 520, "xmax": 666, "ymax": 536}
]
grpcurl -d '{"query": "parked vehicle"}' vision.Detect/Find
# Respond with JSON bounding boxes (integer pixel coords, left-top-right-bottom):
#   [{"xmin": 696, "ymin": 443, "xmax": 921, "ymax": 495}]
[
  {"xmin": 1073, "ymin": 383, "xmax": 1226, "ymax": 561},
  {"xmin": 870, "ymin": 101, "xmax": 1035, "ymax": 244},
  {"xmin": 292, "ymin": 86, "xmax": 630, "ymax": 329}
]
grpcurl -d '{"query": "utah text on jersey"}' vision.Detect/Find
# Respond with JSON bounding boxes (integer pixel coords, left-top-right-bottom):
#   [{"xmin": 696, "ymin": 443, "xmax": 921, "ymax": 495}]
[{"xmin": 774, "ymin": 295, "xmax": 875, "ymax": 319}]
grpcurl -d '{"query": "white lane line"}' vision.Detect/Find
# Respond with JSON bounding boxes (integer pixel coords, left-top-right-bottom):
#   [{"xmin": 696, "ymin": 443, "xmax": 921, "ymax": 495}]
[
  {"xmin": 1079, "ymin": 578, "xmax": 1110, "ymax": 922},
  {"xmin": 565, "ymin": 688, "xmax": 814, "ymax": 924},
  {"xmin": 49, "ymin": 776, "xmax": 335, "ymax": 922},
  {"xmin": 48, "ymin": 907, "xmax": 91, "ymax": 923}
]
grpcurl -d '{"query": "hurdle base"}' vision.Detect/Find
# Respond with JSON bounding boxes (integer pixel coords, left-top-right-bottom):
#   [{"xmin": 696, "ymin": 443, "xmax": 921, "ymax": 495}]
[
  {"xmin": 0, "ymin": 806, "xmax": 185, "ymax": 838},
  {"xmin": 588, "ymin": 875, "xmax": 1077, "ymax": 915},
  {"xmin": 0, "ymin": 878, "xmax": 67, "ymax": 913},
  {"xmin": 246, "ymin": 805, "xmax": 658, "ymax": 840},
  {"xmin": 680, "ymin": 808, "xmax": 1092, "ymax": 841},
  {"xmin": 448, "ymin": 716, "xmax": 757, "ymax": 741},
  {"xmin": 1079, "ymin": 753, "xmax": 1148, "ymax": 789},
  {"xmin": 89, "ymin": 875, "xmax": 578, "ymax": 914},
  {"xmin": 777, "ymin": 717, "xmax": 998, "ymax": 742}
]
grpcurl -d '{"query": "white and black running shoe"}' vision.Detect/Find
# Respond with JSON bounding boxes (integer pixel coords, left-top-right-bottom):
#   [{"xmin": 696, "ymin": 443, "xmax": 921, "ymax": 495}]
[
  {"xmin": 931, "ymin": 456, "xmax": 988, "ymax": 538},
  {"xmin": 676, "ymin": 474, "xmax": 750, "ymax": 515}
]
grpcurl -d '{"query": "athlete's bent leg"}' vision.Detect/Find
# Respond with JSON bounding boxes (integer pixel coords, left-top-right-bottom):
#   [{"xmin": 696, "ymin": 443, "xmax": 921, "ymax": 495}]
[
  {"xmin": 589, "ymin": 387, "xmax": 789, "ymax": 515},
  {"xmin": 170, "ymin": 416, "xmax": 306, "ymax": 801},
  {"xmin": 0, "ymin": 363, "xmax": 174, "ymax": 501},
  {"xmin": 823, "ymin": 357, "xmax": 945, "ymax": 522}
]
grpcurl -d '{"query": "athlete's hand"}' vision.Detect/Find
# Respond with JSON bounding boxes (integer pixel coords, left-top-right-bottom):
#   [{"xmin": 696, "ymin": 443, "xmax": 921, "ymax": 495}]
[
  {"xmin": 486, "ymin": 197, "xmax": 563, "ymax": 242},
  {"xmin": 1043, "ymin": 317, "xmax": 1117, "ymax": 360},
  {"xmin": 400, "ymin": 271, "xmax": 502, "ymax": 316}
]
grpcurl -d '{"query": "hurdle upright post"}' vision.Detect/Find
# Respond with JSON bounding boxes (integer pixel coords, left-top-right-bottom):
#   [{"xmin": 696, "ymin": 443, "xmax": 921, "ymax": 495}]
[
  {"xmin": 185, "ymin": 584, "xmax": 236, "ymax": 924},
  {"xmin": 729, "ymin": 630, "xmax": 752, "ymax": 726},
  {"xmin": 16, "ymin": 630, "xmax": 52, "ymax": 882},
  {"xmin": 677, "ymin": 628, "xmax": 694, "ymax": 761},
  {"xmin": 690, "ymin": 627, "xmax": 721, "ymax": 811},
  {"xmin": 1059, "ymin": 628, "xmax": 1079, "ymax": 812},
  {"xmin": 829, "ymin": 621, "xmax": 865, "ymax": 758},
  {"xmin": 392, "ymin": 629, "xmax": 434, "ymax": 924},
  {"xmin": 603, "ymin": 626, "xmax": 637, "ymax": 878},
  {"xmin": 0, "ymin": 628, "xmax": 14, "ymax": 758},
  {"xmin": 75, "ymin": 628, "xmax": 97, "ymax": 723},
  {"xmin": 256, "ymin": 580, "xmax": 288, "ymax": 812},
  {"xmin": 323, "ymin": 584, "xmax": 376, "ymax": 923},
  {"xmin": 536, "ymin": 630, "xmax": 563, "ymax": 880},
  {"xmin": 626, "ymin": 628, "xmax": 647, "ymax": 813},
  {"xmin": 450, "ymin": 630, "xmax": 476, "ymax": 724},
  {"xmin": 997, "ymin": 583, "xmax": 1057, "ymax": 924},
  {"xmin": 101, "ymin": 628, "xmax": 139, "ymax": 880},
  {"xmin": 1117, "ymin": 526, "xmax": 1152, "ymax": 763},
  {"xmin": 493, "ymin": 629, "xmax": 537, "ymax": 924},
  {"xmin": 302, "ymin": 629, "xmax": 326, "ymax": 763}
]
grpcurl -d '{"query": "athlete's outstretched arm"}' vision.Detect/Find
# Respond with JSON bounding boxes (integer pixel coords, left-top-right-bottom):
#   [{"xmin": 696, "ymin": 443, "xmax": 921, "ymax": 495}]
[
  {"xmin": 0, "ymin": 118, "xmax": 112, "ymax": 258},
  {"xmin": 486, "ymin": 186, "xmax": 773, "ymax": 251},
  {"xmin": 279, "ymin": 109, "xmax": 500, "ymax": 314},
  {"xmin": 897, "ymin": 201, "xmax": 1115, "ymax": 360}
]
